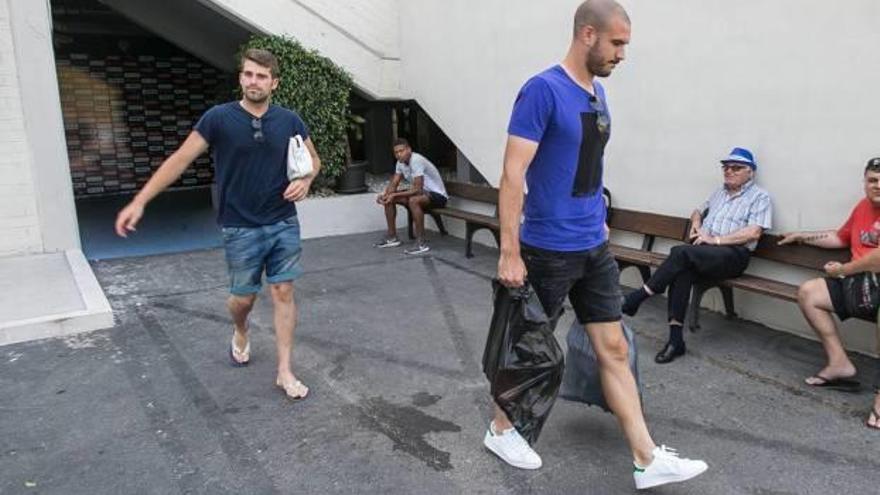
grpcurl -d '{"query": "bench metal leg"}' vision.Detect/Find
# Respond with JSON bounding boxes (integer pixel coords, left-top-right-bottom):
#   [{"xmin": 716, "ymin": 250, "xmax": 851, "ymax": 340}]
[
  {"xmin": 405, "ymin": 206, "xmax": 415, "ymax": 240},
  {"xmin": 465, "ymin": 222, "xmax": 477, "ymax": 258},
  {"xmin": 688, "ymin": 283, "xmax": 709, "ymax": 332},
  {"xmin": 720, "ymin": 286, "xmax": 737, "ymax": 319},
  {"xmin": 430, "ymin": 212, "xmax": 448, "ymax": 236}
]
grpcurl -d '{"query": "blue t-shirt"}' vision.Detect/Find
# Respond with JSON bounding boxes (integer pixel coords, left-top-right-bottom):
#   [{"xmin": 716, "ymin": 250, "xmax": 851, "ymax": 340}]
[
  {"xmin": 194, "ymin": 102, "xmax": 309, "ymax": 227},
  {"xmin": 508, "ymin": 65, "xmax": 610, "ymax": 252}
]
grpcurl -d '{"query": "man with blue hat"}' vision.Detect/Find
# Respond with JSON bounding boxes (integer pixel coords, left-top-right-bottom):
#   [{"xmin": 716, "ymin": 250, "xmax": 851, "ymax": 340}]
[{"xmin": 622, "ymin": 146, "xmax": 773, "ymax": 364}]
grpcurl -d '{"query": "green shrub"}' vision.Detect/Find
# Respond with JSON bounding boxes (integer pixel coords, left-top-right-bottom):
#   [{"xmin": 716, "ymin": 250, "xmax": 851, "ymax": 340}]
[{"xmin": 241, "ymin": 35, "xmax": 353, "ymax": 183}]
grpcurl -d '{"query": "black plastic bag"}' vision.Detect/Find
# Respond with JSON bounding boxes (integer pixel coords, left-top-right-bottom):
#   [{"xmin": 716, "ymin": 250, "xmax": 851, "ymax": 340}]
[
  {"xmin": 482, "ymin": 280, "xmax": 564, "ymax": 444},
  {"xmin": 559, "ymin": 319, "xmax": 641, "ymax": 412}
]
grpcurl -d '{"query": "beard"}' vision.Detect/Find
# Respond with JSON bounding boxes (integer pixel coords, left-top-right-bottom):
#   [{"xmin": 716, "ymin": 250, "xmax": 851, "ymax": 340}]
[
  {"xmin": 243, "ymin": 88, "xmax": 270, "ymax": 104},
  {"xmin": 586, "ymin": 44, "xmax": 615, "ymax": 78}
]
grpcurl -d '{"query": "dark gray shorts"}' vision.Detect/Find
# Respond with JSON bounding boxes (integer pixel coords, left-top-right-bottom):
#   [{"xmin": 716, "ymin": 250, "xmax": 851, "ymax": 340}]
[
  {"xmin": 522, "ymin": 241, "xmax": 622, "ymax": 325},
  {"xmin": 426, "ymin": 191, "xmax": 447, "ymax": 209},
  {"xmin": 825, "ymin": 272, "xmax": 880, "ymax": 321}
]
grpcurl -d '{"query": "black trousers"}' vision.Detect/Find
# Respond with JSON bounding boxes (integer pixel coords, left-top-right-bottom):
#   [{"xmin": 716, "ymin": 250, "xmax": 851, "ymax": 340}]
[{"xmin": 646, "ymin": 244, "xmax": 751, "ymax": 323}]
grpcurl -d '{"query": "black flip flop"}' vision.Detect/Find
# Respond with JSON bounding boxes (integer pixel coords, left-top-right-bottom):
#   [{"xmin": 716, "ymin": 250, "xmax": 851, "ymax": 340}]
[{"xmin": 806, "ymin": 374, "xmax": 860, "ymax": 391}]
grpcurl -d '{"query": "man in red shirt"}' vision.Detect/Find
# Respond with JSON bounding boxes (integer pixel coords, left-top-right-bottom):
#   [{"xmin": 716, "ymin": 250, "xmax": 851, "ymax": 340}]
[{"xmin": 780, "ymin": 157, "xmax": 880, "ymax": 429}]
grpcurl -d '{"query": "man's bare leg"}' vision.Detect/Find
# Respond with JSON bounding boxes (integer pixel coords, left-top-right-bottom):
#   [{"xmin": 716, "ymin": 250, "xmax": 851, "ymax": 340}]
[
  {"xmin": 867, "ymin": 392, "xmax": 880, "ymax": 428},
  {"xmin": 383, "ymin": 201, "xmax": 399, "ymax": 239},
  {"xmin": 227, "ymin": 293, "xmax": 256, "ymax": 362},
  {"xmin": 585, "ymin": 321, "xmax": 655, "ymax": 466},
  {"xmin": 407, "ymin": 194, "xmax": 430, "ymax": 241},
  {"xmin": 797, "ymin": 278, "xmax": 857, "ymax": 382},
  {"xmin": 269, "ymin": 282, "xmax": 303, "ymax": 390}
]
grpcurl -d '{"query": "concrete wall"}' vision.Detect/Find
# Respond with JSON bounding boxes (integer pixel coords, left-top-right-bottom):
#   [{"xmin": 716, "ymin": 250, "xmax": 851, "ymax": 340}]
[
  {"xmin": 400, "ymin": 0, "xmax": 880, "ymax": 354},
  {"xmin": 102, "ymin": 0, "xmax": 251, "ymax": 72},
  {"xmin": 0, "ymin": 0, "xmax": 42, "ymax": 255},
  {"xmin": 204, "ymin": 0, "xmax": 402, "ymax": 98}
]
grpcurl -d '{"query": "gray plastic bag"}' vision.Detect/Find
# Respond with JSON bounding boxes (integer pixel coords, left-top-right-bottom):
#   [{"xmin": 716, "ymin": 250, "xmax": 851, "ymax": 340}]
[{"xmin": 559, "ymin": 319, "xmax": 640, "ymax": 412}]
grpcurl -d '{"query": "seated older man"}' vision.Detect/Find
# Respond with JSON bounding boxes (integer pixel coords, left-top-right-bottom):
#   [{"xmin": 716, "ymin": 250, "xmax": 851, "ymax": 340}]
[
  {"xmin": 622, "ymin": 147, "xmax": 773, "ymax": 364},
  {"xmin": 778, "ymin": 157, "xmax": 880, "ymax": 430}
]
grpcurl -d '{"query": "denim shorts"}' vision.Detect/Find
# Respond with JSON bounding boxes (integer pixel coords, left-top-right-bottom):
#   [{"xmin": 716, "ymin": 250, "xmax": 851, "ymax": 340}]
[
  {"xmin": 221, "ymin": 215, "xmax": 303, "ymax": 295},
  {"xmin": 522, "ymin": 241, "xmax": 622, "ymax": 325}
]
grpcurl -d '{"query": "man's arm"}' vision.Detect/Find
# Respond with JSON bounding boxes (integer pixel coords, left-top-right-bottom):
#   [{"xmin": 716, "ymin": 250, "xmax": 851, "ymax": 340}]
[
  {"xmin": 697, "ymin": 225, "xmax": 763, "ymax": 246},
  {"xmin": 688, "ymin": 209, "xmax": 703, "ymax": 241},
  {"xmin": 825, "ymin": 246, "xmax": 880, "ymax": 277},
  {"xmin": 388, "ymin": 176, "xmax": 425, "ymax": 200},
  {"xmin": 377, "ymin": 173, "xmax": 404, "ymax": 204},
  {"xmin": 778, "ymin": 230, "xmax": 846, "ymax": 248},
  {"xmin": 114, "ymin": 131, "xmax": 208, "ymax": 237},
  {"xmin": 283, "ymin": 137, "xmax": 322, "ymax": 202},
  {"xmin": 497, "ymin": 135, "xmax": 539, "ymax": 287}
]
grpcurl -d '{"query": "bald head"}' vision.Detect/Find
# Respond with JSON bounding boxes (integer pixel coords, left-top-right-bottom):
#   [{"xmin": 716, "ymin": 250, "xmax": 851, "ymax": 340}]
[{"xmin": 573, "ymin": 0, "xmax": 630, "ymax": 37}]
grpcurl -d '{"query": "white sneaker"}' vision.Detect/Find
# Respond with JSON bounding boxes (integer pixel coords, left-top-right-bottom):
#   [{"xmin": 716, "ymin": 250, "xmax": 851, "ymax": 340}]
[
  {"xmin": 373, "ymin": 237, "xmax": 401, "ymax": 248},
  {"xmin": 633, "ymin": 445, "xmax": 708, "ymax": 490},
  {"xmin": 482, "ymin": 421, "xmax": 542, "ymax": 470}
]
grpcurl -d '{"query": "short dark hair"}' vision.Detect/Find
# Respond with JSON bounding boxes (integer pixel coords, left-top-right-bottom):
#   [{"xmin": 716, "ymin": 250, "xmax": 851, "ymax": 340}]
[
  {"xmin": 393, "ymin": 138, "xmax": 410, "ymax": 148},
  {"xmin": 240, "ymin": 48, "xmax": 279, "ymax": 78},
  {"xmin": 573, "ymin": 0, "xmax": 630, "ymax": 37},
  {"xmin": 865, "ymin": 157, "xmax": 880, "ymax": 174}
]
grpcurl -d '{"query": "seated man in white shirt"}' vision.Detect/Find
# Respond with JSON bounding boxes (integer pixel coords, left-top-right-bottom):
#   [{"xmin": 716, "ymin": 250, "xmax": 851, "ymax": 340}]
[{"xmin": 374, "ymin": 138, "xmax": 448, "ymax": 254}]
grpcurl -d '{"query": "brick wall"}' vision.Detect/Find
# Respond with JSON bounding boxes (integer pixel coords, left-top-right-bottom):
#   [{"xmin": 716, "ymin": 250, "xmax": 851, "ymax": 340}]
[
  {"xmin": 56, "ymin": 49, "xmax": 228, "ymax": 197},
  {"xmin": 53, "ymin": 0, "xmax": 231, "ymax": 198},
  {"xmin": 0, "ymin": 0, "xmax": 43, "ymax": 255}
]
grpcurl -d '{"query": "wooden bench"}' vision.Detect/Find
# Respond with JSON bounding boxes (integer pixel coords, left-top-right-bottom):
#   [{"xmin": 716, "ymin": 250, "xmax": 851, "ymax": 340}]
[
  {"xmin": 605, "ymin": 207, "xmax": 855, "ymax": 330},
  {"xmin": 688, "ymin": 234, "xmax": 850, "ymax": 329},
  {"xmin": 607, "ymin": 207, "xmax": 691, "ymax": 284},
  {"xmin": 405, "ymin": 181, "xmax": 500, "ymax": 257}
]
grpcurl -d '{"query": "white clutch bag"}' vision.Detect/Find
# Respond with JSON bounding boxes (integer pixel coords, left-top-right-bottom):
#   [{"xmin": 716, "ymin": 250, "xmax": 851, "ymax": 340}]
[{"xmin": 287, "ymin": 134, "xmax": 313, "ymax": 180}]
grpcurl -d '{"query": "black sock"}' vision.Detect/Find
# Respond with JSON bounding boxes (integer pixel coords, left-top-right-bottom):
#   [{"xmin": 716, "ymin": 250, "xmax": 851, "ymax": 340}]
[
  {"xmin": 622, "ymin": 288, "xmax": 650, "ymax": 316},
  {"xmin": 669, "ymin": 324, "xmax": 684, "ymax": 347}
]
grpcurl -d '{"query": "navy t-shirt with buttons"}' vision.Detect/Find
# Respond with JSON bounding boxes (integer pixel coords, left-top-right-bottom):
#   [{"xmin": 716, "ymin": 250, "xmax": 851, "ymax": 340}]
[{"xmin": 194, "ymin": 102, "xmax": 309, "ymax": 227}]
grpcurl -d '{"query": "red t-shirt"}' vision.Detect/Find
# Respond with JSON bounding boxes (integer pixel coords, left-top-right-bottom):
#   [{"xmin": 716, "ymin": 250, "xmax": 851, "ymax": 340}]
[{"xmin": 837, "ymin": 198, "xmax": 880, "ymax": 260}]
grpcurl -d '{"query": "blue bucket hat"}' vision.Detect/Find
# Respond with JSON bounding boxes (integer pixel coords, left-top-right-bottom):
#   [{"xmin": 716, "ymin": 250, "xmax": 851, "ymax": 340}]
[{"xmin": 720, "ymin": 147, "xmax": 757, "ymax": 170}]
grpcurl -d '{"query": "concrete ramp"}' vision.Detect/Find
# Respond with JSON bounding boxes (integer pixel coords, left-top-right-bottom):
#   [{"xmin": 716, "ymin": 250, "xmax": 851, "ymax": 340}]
[{"xmin": 0, "ymin": 250, "xmax": 113, "ymax": 346}]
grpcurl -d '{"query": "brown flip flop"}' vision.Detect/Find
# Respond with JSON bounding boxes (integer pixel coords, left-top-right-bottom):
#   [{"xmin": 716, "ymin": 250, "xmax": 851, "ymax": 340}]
[{"xmin": 866, "ymin": 407, "xmax": 880, "ymax": 430}]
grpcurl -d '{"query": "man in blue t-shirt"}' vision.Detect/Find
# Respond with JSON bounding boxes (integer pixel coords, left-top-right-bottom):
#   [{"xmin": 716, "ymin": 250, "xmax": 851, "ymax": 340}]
[
  {"xmin": 484, "ymin": 1, "xmax": 708, "ymax": 489},
  {"xmin": 115, "ymin": 49, "xmax": 321, "ymax": 401}
]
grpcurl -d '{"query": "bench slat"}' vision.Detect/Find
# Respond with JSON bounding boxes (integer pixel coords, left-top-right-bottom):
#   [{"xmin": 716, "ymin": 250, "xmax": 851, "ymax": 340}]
[
  {"xmin": 753, "ymin": 234, "xmax": 849, "ymax": 270},
  {"xmin": 608, "ymin": 208, "xmax": 690, "ymax": 241},
  {"xmin": 444, "ymin": 181, "xmax": 499, "ymax": 205},
  {"xmin": 717, "ymin": 274, "xmax": 799, "ymax": 302},
  {"xmin": 433, "ymin": 207, "xmax": 499, "ymax": 227},
  {"xmin": 608, "ymin": 244, "xmax": 666, "ymax": 267}
]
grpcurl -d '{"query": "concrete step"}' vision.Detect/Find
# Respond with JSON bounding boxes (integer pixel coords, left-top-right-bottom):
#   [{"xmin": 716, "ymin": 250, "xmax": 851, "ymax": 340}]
[{"xmin": 0, "ymin": 250, "xmax": 113, "ymax": 346}]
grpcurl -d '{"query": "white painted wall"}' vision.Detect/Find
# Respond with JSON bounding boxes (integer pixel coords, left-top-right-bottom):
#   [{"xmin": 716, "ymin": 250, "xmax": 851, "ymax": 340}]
[
  {"xmin": 0, "ymin": 0, "xmax": 42, "ymax": 256},
  {"xmin": 8, "ymin": 0, "xmax": 80, "ymax": 255},
  {"xmin": 400, "ymin": 0, "xmax": 880, "ymax": 355},
  {"xmin": 205, "ymin": 0, "xmax": 402, "ymax": 98}
]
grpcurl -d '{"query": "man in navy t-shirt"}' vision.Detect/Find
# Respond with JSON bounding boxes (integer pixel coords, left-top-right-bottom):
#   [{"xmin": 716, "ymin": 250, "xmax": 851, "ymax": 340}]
[
  {"xmin": 115, "ymin": 49, "xmax": 320, "ymax": 401},
  {"xmin": 484, "ymin": 1, "xmax": 708, "ymax": 489}
]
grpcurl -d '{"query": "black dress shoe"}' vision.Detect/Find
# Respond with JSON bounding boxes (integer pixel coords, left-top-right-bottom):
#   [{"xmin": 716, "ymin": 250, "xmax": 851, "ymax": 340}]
[
  {"xmin": 654, "ymin": 342, "xmax": 686, "ymax": 364},
  {"xmin": 621, "ymin": 293, "xmax": 640, "ymax": 317}
]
